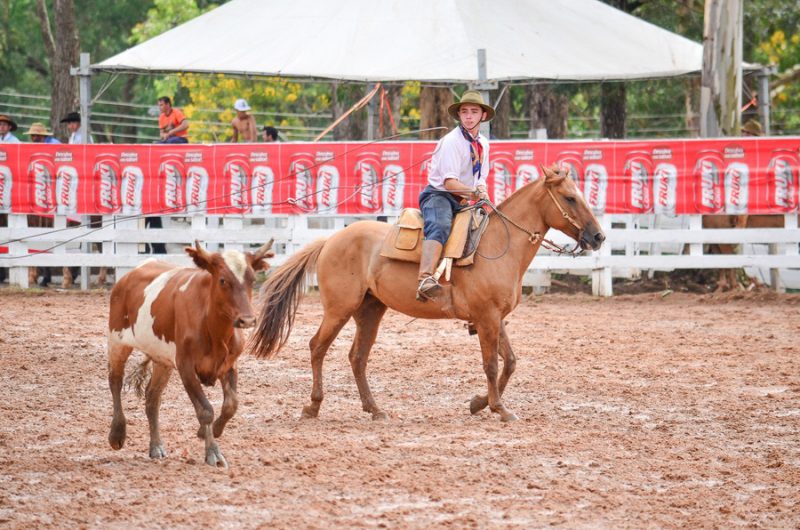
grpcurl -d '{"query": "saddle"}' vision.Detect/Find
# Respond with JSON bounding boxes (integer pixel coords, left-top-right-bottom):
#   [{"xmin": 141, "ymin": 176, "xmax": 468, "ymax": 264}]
[{"xmin": 379, "ymin": 206, "xmax": 490, "ymax": 281}]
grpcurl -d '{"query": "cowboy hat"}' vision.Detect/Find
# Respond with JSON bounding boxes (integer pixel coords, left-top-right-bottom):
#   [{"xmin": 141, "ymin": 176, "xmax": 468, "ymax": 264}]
[
  {"xmin": 60, "ymin": 112, "xmax": 81, "ymax": 124},
  {"xmin": 0, "ymin": 114, "xmax": 18, "ymax": 131},
  {"xmin": 24, "ymin": 122, "xmax": 52, "ymax": 136},
  {"xmin": 447, "ymin": 90, "xmax": 495, "ymax": 122},
  {"xmin": 233, "ymin": 98, "xmax": 251, "ymax": 112},
  {"xmin": 742, "ymin": 119, "xmax": 762, "ymax": 137}
]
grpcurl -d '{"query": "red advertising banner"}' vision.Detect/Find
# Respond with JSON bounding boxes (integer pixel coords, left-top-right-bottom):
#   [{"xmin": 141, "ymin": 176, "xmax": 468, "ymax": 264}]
[{"xmin": 3, "ymin": 138, "xmax": 799, "ymax": 216}]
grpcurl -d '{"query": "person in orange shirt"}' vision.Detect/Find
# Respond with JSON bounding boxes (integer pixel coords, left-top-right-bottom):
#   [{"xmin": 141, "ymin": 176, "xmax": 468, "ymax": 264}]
[{"xmin": 157, "ymin": 96, "xmax": 189, "ymax": 144}]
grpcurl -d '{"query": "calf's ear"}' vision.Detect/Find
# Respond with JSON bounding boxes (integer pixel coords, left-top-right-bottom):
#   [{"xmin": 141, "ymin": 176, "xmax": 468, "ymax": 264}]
[
  {"xmin": 249, "ymin": 238, "xmax": 275, "ymax": 271},
  {"xmin": 185, "ymin": 240, "xmax": 213, "ymax": 271}
]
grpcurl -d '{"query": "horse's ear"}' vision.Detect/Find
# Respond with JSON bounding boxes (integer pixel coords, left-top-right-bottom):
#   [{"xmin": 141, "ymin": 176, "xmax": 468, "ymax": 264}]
[{"xmin": 543, "ymin": 163, "xmax": 567, "ymax": 187}]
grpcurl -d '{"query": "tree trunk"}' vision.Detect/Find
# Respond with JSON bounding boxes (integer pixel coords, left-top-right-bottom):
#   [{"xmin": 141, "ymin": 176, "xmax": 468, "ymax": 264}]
[
  {"xmin": 419, "ymin": 86, "xmax": 452, "ymax": 140},
  {"xmin": 526, "ymin": 83, "xmax": 568, "ymax": 139},
  {"xmin": 35, "ymin": 0, "xmax": 79, "ymax": 142},
  {"xmin": 490, "ymin": 84, "xmax": 512, "ymax": 139},
  {"xmin": 600, "ymin": 82, "xmax": 626, "ymax": 139},
  {"xmin": 329, "ymin": 82, "xmax": 367, "ymax": 140},
  {"xmin": 700, "ymin": 0, "xmax": 743, "ymax": 137}
]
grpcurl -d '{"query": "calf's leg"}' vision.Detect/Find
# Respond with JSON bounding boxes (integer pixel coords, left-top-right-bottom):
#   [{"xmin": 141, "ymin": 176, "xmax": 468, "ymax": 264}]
[
  {"xmin": 211, "ymin": 368, "xmax": 238, "ymax": 438},
  {"xmin": 178, "ymin": 360, "xmax": 226, "ymax": 468},
  {"xmin": 145, "ymin": 363, "xmax": 172, "ymax": 459},
  {"xmin": 108, "ymin": 338, "xmax": 133, "ymax": 450}
]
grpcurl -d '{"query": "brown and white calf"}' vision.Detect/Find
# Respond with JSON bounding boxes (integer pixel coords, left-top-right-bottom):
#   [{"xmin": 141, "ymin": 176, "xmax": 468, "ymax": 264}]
[{"xmin": 107, "ymin": 240, "xmax": 274, "ymax": 467}]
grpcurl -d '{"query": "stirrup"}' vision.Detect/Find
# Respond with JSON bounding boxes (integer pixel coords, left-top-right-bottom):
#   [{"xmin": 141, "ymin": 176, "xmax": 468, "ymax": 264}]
[{"xmin": 416, "ymin": 276, "xmax": 442, "ymax": 301}]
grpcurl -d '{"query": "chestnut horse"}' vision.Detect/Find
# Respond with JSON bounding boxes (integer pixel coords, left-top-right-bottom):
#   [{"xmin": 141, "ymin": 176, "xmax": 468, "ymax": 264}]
[{"xmin": 251, "ymin": 165, "xmax": 605, "ymax": 422}]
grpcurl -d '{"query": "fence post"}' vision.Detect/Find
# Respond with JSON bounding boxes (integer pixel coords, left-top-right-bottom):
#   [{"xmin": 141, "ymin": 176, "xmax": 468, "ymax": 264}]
[
  {"xmin": 8, "ymin": 214, "xmax": 29, "ymax": 288},
  {"xmin": 592, "ymin": 214, "xmax": 613, "ymax": 296},
  {"xmin": 114, "ymin": 215, "xmax": 139, "ymax": 281}
]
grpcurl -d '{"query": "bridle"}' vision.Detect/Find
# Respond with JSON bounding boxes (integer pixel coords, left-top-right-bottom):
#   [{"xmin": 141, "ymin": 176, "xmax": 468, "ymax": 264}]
[{"xmin": 481, "ymin": 184, "xmax": 585, "ymax": 256}]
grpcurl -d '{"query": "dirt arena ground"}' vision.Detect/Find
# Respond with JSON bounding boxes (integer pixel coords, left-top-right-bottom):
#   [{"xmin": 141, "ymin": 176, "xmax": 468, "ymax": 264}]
[{"xmin": 1, "ymin": 287, "xmax": 798, "ymax": 529}]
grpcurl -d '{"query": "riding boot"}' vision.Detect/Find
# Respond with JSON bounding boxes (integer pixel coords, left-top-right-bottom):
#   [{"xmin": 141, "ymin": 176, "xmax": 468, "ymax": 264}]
[{"xmin": 416, "ymin": 240, "xmax": 443, "ymax": 301}]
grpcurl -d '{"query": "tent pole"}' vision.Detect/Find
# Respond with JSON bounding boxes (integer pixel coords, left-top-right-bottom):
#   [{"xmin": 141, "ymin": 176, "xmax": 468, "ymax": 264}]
[
  {"xmin": 366, "ymin": 83, "xmax": 376, "ymax": 140},
  {"xmin": 757, "ymin": 65, "xmax": 775, "ymax": 134},
  {"xmin": 71, "ymin": 53, "xmax": 92, "ymax": 143},
  {"xmin": 472, "ymin": 49, "xmax": 497, "ymax": 138}
]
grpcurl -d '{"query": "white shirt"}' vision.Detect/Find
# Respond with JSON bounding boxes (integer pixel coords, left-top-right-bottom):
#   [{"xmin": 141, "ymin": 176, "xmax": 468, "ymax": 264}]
[
  {"xmin": 426, "ymin": 126, "xmax": 489, "ymax": 191},
  {"xmin": 69, "ymin": 131, "xmax": 93, "ymax": 144},
  {"xmin": 0, "ymin": 132, "xmax": 20, "ymax": 143}
]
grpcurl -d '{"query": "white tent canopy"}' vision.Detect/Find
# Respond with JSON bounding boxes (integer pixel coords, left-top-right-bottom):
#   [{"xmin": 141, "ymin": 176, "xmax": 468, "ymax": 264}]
[{"xmin": 94, "ymin": 0, "xmax": 732, "ymax": 83}]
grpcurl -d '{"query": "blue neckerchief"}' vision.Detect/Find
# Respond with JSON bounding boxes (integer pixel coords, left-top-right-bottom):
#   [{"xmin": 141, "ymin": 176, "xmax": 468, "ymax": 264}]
[{"xmin": 459, "ymin": 124, "xmax": 483, "ymax": 179}]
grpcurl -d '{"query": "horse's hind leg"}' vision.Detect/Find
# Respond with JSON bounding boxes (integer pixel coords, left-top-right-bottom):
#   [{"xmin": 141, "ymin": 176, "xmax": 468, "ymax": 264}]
[
  {"xmin": 302, "ymin": 314, "xmax": 350, "ymax": 419},
  {"xmin": 108, "ymin": 337, "xmax": 133, "ymax": 450},
  {"xmin": 470, "ymin": 322, "xmax": 517, "ymax": 415},
  {"xmin": 349, "ymin": 295, "xmax": 388, "ymax": 421},
  {"xmin": 145, "ymin": 362, "xmax": 172, "ymax": 459}
]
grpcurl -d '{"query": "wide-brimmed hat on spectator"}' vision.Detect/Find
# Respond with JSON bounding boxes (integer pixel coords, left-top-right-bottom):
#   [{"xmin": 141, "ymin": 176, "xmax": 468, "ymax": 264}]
[
  {"xmin": 233, "ymin": 98, "xmax": 251, "ymax": 112},
  {"xmin": 24, "ymin": 122, "xmax": 52, "ymax": 136},
  {"xmin": 742, "ymin": 119, "xmax": 762, "ymax": 137},
  {"xmin": 447, "ymin": 90, "xmax": 495, "ymax": 122},
  {"xmin": 0, "ymin": 114, "xmax": 18, "ymax": 131},
  {"xmin": 60, "ymin": 112, "xmax": 81, "ymax": 124}
]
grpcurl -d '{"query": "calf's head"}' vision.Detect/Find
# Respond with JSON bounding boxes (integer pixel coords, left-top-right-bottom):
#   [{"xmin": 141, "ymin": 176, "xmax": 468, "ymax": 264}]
[{"xmin": 185, "ymin": 239, "xmax": 275, "ymax": 328}]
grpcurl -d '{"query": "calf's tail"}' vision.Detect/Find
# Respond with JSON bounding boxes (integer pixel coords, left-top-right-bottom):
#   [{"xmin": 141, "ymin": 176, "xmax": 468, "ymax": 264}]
[
  {"xmin": 249, "ymin": 238, "xmax": 327, "ymax": 359},
  {"xmin": 124, "ymin": 358, "xmax": 152, "ymax": 399}
]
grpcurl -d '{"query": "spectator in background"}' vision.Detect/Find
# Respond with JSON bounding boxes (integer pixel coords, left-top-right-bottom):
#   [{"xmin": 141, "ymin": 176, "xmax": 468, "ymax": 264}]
[
  {"xmin": 156, "ymin": 96, "xmax": 189, "ymax": 144},
  {"xmin": 60, "ymin": 111, "xmax": 92, "ymax": 144},
  {"xmin": 0, "ymin": 115, "xmax": 16, "ymax": 283},
  {"xmin": 0, "ymin": 114, "xmax": 20, "ymax": 143},
  {"xmin": 263, "ymin": 125, "xmax": 279, "ymax": 142},
  {"xmin": 231, "ymin": 98, "xmax": 257, "ymax": 142},
  {"xmin": 742, "ymin": 119, "xmax": 762, "ymax": 137},
  {"xmin": 24, "ymin": 122, "xmax": 61, "ymax": 144}
]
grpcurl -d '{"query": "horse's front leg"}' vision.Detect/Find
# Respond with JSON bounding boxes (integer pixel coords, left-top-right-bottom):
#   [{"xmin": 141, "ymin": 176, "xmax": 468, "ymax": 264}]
[
  {"xmin": 212, "ymin": 367, "xmax": 238, "ymax": 438},
  {"xmin": 177, "ymin": 358, "xmax": 226, "ymax": 468},
  {"xmin": 474, "ymin": 320, "xmax": 518, "ymax": 422},
  {"xmin": 470, "ymin": 321, "xmax": 517, "ymax": 416}
]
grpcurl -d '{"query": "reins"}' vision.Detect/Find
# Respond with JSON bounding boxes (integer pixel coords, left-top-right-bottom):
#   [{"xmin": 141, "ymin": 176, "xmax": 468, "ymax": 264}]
[{"xmin": 479, "ymin": 185, "xmax": 584, "ymax": 256}]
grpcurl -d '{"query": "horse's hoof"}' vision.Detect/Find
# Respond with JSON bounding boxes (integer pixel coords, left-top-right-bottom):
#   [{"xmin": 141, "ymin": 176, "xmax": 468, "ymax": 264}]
[
  {"xmin": 301, "ymin": 406, "xmax": 319, "ymax": 419},
  {"xmin": 149, "ymin": 443, "xmax": 167, "ymax": 459},
  {"xmin": 372, "ymin": 411, "xmax": 389, "ymax": 421},
  {"xmin": 500, "ymin": 411, "xmax": 519, "ymax": 423},
  {"xmin": 470, "ymin": 395, "xmax": 488, "ymax": 415}
]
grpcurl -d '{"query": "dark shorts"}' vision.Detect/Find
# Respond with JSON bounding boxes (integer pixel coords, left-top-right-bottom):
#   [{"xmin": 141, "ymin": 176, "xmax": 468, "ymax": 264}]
[
  {"xmin": 419, "ymin": 185, "xmax": 463, "ymax": 245},
  {"xmin": 158, "ymin": 136, "xmax": 189, "ymax": 144}
]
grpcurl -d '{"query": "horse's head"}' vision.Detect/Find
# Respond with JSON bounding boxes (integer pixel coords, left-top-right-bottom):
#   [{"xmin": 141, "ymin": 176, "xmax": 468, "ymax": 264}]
[{"xmin": 539, "ymin": 164, "xmax": 605, "ymax": 251}]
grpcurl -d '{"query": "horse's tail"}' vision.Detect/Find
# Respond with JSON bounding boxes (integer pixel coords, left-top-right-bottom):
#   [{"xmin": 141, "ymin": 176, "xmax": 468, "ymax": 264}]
[
  {"xmin": 249, "ymin": 238, "xmax": 327, "ymax": 359},
  {"xmin": 124, "ymin": 358, "xmax": 152, "ymax": 399}
]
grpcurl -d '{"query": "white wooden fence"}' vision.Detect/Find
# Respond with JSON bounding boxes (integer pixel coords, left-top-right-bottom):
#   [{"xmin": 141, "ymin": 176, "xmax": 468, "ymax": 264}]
[{"xmin": 2, "ymin": 213, "xmax": 799, "ymax": 295}]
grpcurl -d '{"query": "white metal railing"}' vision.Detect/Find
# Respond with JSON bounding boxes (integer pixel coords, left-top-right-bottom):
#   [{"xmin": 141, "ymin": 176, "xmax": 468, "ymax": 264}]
[{"xmin": 1, "ymin": 213, "xmax": 799, "ymax": 295}]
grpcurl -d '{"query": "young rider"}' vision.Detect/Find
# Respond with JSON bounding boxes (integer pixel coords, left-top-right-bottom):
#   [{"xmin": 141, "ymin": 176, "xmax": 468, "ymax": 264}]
[{"xmin": 416, "ymin": 90, "xmax": 493, "ymax": 301}]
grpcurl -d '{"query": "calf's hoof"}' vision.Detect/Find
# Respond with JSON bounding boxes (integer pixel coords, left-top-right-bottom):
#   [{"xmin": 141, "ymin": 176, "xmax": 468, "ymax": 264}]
[
  {"xmin": 371, "ymin": 411, "xmax": 389, "ymax": 421},
  {"xmin": 205, "ymin": 446, "xmax": 228, "ymax": 468},
  {"xmin": 149, "ymin": 443, "xmax": 167, "ymax": 459},
  {"xmin": 108, "ymin": 422, "xmax": 126, "ymax": 450}
]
